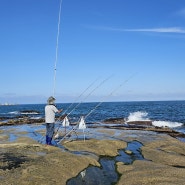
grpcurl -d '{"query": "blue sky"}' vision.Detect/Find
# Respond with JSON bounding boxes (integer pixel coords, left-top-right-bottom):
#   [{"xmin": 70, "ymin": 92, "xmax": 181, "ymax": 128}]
[{"xmin": 0, "ymin": 0, "xmax": 185, "ymax": 104}]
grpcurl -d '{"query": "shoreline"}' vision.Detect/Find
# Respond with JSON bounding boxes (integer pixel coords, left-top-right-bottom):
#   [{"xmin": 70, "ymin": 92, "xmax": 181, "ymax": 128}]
[{"xmin": 1, "ymin": 116, "xmax": 185, "ymax": 142}]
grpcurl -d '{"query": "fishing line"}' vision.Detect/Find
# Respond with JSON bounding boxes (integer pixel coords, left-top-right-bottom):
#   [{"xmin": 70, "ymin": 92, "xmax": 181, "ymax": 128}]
[
  {"xmin": 56, "ymin": 74, "xmax": 113, "ymax": 123},
  {"xmin": 40, "ymin": 73, "xmax": 134, "ymax": 143},
  {"xmin": 57, "ymin": 73, "xmax": 137, "ymax": 143},
  {"xmin": 66, "ymin": 74, "xmax": 114, "ymax": 115},
  {"xmin": 84, "ymin": 73, "xmax": 137, "ymax": 120},
  {"xmin": 54, "ymin": 74, "xmax": 114, "ymax": 137},
  {"xmin": 52, "ymin": 77, "xmax": 100, "ymax": 137},
  {"xmin": 62, "ymin": 77, "xmax": 100, "ymax": 115},
  {"xmin": 53, "ymin": 0, "xmax": 63, "ymax": 97}
]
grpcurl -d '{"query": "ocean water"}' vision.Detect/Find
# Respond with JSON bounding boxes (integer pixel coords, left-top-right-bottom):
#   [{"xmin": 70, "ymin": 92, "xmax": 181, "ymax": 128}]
[{"xmin": 0, "ymin": 101, "xmax": 185, "ymax": 134}]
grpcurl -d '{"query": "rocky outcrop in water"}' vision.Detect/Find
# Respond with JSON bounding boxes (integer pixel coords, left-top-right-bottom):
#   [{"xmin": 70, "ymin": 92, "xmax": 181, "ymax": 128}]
[{"xmin": 0, "ymin": 114, "xmax": 67, "ymax": 126}]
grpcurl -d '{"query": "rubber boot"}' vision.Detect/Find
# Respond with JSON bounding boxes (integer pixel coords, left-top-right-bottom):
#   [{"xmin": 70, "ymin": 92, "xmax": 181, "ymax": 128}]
[
  {"xmin": 46, "ymin": 135, "xmax": 49, "ymax": 145},
  {"xmin": 47, "ymin": 137, "xmax": 52, "ymax": 145}
]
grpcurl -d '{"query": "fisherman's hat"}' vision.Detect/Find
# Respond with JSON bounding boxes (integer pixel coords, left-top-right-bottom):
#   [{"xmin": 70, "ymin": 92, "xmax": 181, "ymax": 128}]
[{"xmin": 47, "ymin": 96, "xmax": 56, "ymax": 104}]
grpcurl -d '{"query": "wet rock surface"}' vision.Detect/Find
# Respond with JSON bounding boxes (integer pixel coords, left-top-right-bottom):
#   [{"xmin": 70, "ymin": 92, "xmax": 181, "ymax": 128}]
[
  {"xmin": 0, "ymin": 114, "xmax": 67, "ymax": 126},
  {"xmin": 67, "ymin": 140, "xmax": 144, "ymax": 185},
  {"xmin": 103, "ymin": 117, "xmax": 125, "ymax": 124},
  {"xmin": 0, "ymin": 120, "xmax": 185, "ymax": 185},
  {"xmin": 1, "ymin": 116, "xmax": 185, "ymax": 140},
  {"xmin": 0, "ymin": 140, "xmax": 99, "ymax": 185}
]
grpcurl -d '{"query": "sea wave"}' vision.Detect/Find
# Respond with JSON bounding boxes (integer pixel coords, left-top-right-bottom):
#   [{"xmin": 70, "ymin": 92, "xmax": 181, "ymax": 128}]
[
  {"xmin": 30, "ymin": 116, "xmax": 42, "ymax": 119},
  {"xmin": 127, "ymin": 111, "xmax": 183, "ymax": 128},
  {"xmin": 9, "ymin": 111, "xmax": 19, "ymax": 115},
  {"xmin": 21, "ymin": 112, "xmax": 39, "ymax": 115},
  {"xmin": 127, "ymin": 111, "xmax": 150, "ymax": 122},
  {"xmin": 8, "ymin": 111, "xmax": 39, "ymax": 115},
  {"xmin": 152, "ymin": 121, "xmax": 183, "ymax": 128}
]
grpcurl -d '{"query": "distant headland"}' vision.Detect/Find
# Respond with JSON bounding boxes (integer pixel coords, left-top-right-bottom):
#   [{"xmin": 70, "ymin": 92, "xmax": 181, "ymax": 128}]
[{"xmin": 0, "ymin": 103, "xmax": 17, "ymax": 106}]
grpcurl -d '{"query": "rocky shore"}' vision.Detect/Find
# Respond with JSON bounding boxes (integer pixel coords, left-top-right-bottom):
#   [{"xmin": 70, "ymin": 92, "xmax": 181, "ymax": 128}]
[
  {"xmin": 0, "ymin": 114, "xmax": 67, "ymax": 126},
  {"xmin": 0, "ymin": 117, "xmax": 185, "ymax": 185},
  {"xmin": 1, "ymin": 116, "xmax": 185, "ymax": 139}
]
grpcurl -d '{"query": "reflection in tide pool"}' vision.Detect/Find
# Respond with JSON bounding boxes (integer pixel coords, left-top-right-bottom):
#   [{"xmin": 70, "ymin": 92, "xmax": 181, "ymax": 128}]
[
  {"xmin": 2, "ymin": 124, "xmax": 45, "ymax": 143},
  {"xmin": 9, "ymin": 133, "xmax": 17, "ymax": 142},
  {"xmin": 67, "ymin": 140, "xmax": 144, "ymax": 185}
]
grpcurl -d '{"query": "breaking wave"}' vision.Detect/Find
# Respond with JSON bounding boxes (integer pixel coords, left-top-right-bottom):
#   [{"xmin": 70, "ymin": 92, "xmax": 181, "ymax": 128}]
[
  {"xmin": 20, "ymin": 112, "xmax": 39, "ymax": 115},
  {"xmin": 9, "ymin": 111, "xmax": 19, "ymax": 115},
  {"xmin": 127, "ymin": 111, "xmax": 183, "ymax": 128},
  {"xmin": 127, "ymin": 111, "xmax": 150, "ymax": 122},
  {"xmin": 8, "ymin": 111, "xmax": 40, "ymax": 115},
  {"xmin": 152, "ymin": 121, "xmax": 183, "ymax": 128}
]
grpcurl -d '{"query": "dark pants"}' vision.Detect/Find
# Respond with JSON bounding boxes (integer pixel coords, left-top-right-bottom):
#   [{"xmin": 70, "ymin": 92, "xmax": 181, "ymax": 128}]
[
  {"xmin": 46, "ymin": 123, "xmax": 55, "ymax": 145},
  {"xmin": 46, "ymin": 123, "xmax": 55, "ymax": 137}
]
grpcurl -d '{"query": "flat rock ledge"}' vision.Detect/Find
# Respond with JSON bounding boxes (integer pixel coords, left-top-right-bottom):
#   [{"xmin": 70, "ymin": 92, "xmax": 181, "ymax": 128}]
[
  {"xmin": 117, "ymin": 137, "xmax": 185, "ymax": 185},
  {"xmin": 0, "ymin": 129, "xmax": 185, "ymax": 185}
]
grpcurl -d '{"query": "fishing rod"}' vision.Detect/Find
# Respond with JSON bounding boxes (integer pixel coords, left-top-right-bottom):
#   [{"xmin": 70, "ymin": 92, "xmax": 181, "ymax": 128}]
[
  {"xmin": 38, "ymin": 0, "xmax": 63, "ymax": 144},
  {"xmin": 53, "ymin": 0, "xmax": 63, "ymax": 97},
  {"xmin": 62, "ymin": 77, "xmax": 100, "ymax": 115},
  {"xmin": 55, "ymin": 75, "xmax": 110, "ymax": 124},
  {"xmin": 57, "ymin": 73, "xmax": 136, "ymax": 144},
  {"xmin": 65, "ymin": 74, "xmax": 114, "ymax": 116},
  {"xmin": 54, "ymin": 74, "xmax": 114, "ymax": 136},
  {"xmin": 84, "ymin": 73, "xmax": 137, "ymax": 121},
  {"xmin": 52, "ymin": 77, "xmax": 100, "ymax": 137}
]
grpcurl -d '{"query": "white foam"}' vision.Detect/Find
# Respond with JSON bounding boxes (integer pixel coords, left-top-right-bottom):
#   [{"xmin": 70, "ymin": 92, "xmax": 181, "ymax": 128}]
[
  {"xmin": 30, "ymin": 116, "xmax": 42, "ymax": 120},
  {"xmin": 152, "ymin": 121, "xmax": 183, "ymax": 128},
  {"xmin": 9, "ymin": 111, "xmax": 19, "ymax": 114},
  {"xmin": 21, "ymin": 112, "xmax": 39, "ymax": 115},
  {"xmin": 127, "ymin": 111, "xmax": 150, "ymax": 122},
  {"xmin": 127, "ymin": 111, "xmax": 183, "ymax": 128}
]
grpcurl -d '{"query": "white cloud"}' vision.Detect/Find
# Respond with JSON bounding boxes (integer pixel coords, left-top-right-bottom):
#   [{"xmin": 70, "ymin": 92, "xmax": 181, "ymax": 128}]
[
  {"xmin": 122, "ymin": 27, "xmax": 185, "ymax": 33},
  {"xmin": 86, "ymin": 25, "xmax": 185, "ymax": 34}
]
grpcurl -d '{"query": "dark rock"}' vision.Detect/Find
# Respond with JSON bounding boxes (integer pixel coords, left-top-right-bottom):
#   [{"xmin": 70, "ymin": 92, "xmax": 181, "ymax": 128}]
[
  {"xmin": 103, "ymin": 117, "xmax": 125, "ymax": 124},
  {"xmin": 20, "ymin": 110, "xmax": 40, "ymax": 114},
  {"xmin": 127, "ymin": 121, "xmax": 153, "ymax": 126}
]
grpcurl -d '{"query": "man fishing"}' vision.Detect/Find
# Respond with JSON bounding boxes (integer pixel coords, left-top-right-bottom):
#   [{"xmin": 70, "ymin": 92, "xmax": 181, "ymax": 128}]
[{"xmin": 45, "ymin": 96, "xmax": 62, "ymax": 145}]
